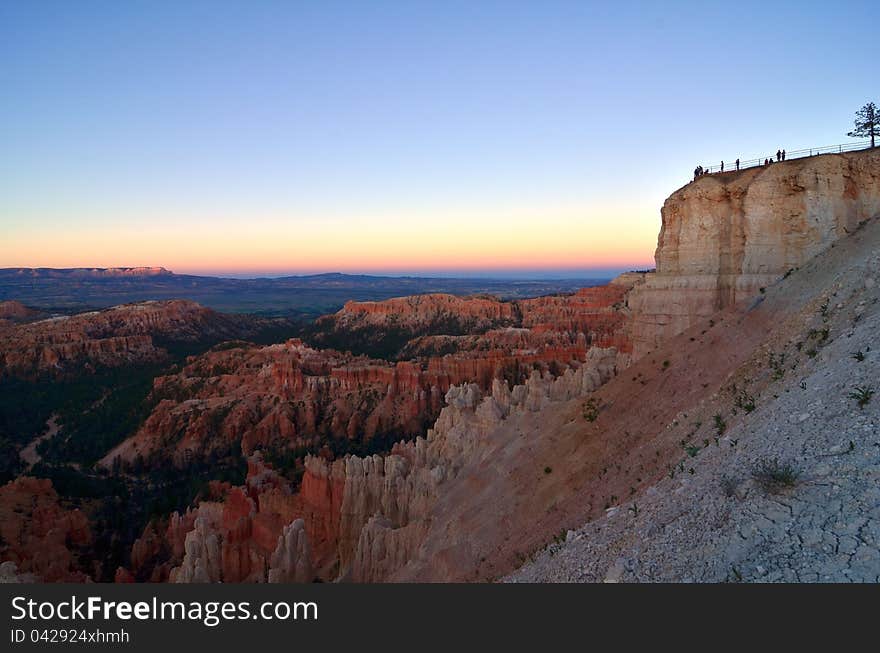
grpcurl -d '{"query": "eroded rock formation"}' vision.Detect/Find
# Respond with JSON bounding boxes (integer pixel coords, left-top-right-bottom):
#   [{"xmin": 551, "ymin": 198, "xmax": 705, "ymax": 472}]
[
  {"xmin": 122, "ymin": 348, "xmax": 618, "ymax": 582},
  {"xmin": 0, "ymin": 299, "xmax": 281, "ymax": 378},
  {"xmin": 103, "ymin": 283, "xmax": 632, "ymax": 471},
  {"xmin": 629, "ymin": 149, "xmax": 880, "ymax": 356},
  {"xmin": 123, "ymin": 455, "xmax": 315, "ymax": 583},
  {"xmin": 329, "ymin": 347, "xmax": 619, "ymax": 582},
  {"xmin": 0, "ymin": 477, "xmax": 92, "ymax": 582},
  {"xmin": 310, "ymin": 286, "xmax": 631, "ymax": 361}
]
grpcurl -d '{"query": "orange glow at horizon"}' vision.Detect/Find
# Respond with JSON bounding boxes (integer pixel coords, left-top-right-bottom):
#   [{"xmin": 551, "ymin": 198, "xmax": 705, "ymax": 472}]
[{"xmin": 1, "ymin": 204, "xmax": 659, "ymax": 274}]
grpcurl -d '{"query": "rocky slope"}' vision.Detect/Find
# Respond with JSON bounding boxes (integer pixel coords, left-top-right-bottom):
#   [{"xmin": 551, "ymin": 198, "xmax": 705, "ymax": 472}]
[
  {"xmin": 302, "ymin": 348, "xmax": 620, "ymax": 581},
  {"xmin": 509, "ymin": 215, "xmax": 880, "ymax": 582},
  {"xmin": 629, "ymin": 149, "xmax": 880, "ymax": 357}
]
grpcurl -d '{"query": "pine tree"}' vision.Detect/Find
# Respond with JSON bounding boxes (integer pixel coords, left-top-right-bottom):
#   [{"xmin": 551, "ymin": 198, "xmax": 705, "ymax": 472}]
[{"xmin": 848, "ymin": 102, "xmax": 879, "ymax": 148}]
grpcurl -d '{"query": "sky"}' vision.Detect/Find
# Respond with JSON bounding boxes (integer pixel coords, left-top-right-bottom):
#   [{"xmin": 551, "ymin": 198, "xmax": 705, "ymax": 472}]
[{"xmin": 1, "ymin": 1, "xmax": 878, "ymax": 278}]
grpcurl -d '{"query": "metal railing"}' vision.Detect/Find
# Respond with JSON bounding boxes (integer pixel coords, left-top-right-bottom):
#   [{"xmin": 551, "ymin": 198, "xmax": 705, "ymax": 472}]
[{"xmin": 696, "ymin": 140, "xmax": 875, "ymax": 176}]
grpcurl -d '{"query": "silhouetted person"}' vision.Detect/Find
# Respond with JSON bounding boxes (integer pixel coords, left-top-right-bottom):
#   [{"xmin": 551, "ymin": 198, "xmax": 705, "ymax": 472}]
[
  {"xmin": 735, "ymin": 158, "xmax": 740, "ymax": 170},
  {"xmin": 764, "ymin": 158, "xmax": 768, "ymax": 166},
  {"xmin": 782, "ymin": 149, "xmax": 786, "ymax": 161},
  {"xmin": 694, "ymin": 166, "xmax": 701, "ymax": 180},
  {"xmin": 720, "ymin": 161, "xmax": 724, "ymax": 172},
  {"xmin": 776, "ymin": 149, "xmax": 781, "ymax": 161}
]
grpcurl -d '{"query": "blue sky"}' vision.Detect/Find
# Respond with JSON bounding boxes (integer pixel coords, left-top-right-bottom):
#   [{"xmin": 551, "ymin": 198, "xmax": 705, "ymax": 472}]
[{"xmin": 1, "ymin": 1, "xmax": 877, "ymax": 277}]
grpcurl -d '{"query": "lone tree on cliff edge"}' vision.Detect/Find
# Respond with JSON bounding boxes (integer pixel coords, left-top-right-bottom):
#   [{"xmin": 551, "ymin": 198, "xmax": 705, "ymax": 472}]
[{"xmin": 848, "ymin": 102, "xmax": 879, "ymax": 148}]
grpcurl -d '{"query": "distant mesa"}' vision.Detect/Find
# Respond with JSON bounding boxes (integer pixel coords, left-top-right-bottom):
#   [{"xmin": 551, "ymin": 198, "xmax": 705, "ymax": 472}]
[{"xmin": 1, "ymin": 266, "xmax": 173, "ymax": 279}]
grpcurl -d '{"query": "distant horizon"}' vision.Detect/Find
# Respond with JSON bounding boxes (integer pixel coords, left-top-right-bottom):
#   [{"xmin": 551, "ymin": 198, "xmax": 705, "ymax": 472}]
[
  {"xmin": 194, "ymin": 267, "xmax": 638, "ymax": 280},
  {"xmin": 0, "ymin": 264, "xmax": 648, "ymax": 281}
]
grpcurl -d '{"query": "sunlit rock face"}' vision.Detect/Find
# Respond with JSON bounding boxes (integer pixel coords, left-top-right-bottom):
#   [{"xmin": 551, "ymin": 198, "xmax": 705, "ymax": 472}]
[{"xmin": 629, "ymin": 148, "xmax": 880, "ymax": 357}]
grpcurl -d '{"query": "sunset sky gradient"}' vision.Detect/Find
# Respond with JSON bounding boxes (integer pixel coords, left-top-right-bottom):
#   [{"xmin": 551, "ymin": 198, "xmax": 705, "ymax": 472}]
[{"xmin": 2, "ymin": 1, "xmax": 877, "ymax": 277}]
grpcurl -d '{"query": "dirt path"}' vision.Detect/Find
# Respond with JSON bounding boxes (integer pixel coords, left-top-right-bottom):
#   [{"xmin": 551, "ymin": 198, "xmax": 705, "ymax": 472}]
[{"xmin": 19, "ymin": 414, "xmax": 60, "ymax": 468}]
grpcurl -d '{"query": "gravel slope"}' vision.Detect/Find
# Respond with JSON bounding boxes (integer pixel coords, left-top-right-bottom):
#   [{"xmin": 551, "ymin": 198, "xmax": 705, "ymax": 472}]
[{"xmin": 508, "ymin": 219, "xmax": 880, "ymax": 583}]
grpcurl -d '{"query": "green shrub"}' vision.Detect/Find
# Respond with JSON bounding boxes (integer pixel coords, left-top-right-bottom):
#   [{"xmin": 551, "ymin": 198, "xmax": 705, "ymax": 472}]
[{"xmin": 752, "ymin": 458, "xmax": 800, "ymax": 493}]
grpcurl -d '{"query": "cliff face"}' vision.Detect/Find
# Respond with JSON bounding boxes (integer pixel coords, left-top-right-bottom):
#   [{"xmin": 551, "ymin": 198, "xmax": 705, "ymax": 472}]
[
  {"xmin": 629, "ymin": 149, "xmax": 880, "ymax": 357},
  {"xmin": 329, "ymin": 293, "xmax": 519, "ymax": 331}
]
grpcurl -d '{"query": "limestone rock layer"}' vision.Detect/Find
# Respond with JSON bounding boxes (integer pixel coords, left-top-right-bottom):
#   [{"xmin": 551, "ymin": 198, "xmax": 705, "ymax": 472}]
[{"xmin": 630, "ymin": 149, "xmax": 880, "ymax": 356}]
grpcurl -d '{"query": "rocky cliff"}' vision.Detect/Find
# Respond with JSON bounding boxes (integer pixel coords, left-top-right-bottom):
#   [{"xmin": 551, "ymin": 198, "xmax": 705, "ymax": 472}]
[
  {"xmin": 629, "ymin": 148, "xmax": 880, "ymax": 357},
  {"xmin": 100, "ymin": 339, "xmax": 450, "ymax": 468}
]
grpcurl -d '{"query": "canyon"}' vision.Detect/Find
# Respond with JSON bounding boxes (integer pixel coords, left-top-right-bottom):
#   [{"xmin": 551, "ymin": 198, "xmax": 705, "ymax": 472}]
[
  {"xmin": 99, "ymin": 283, "xmax": 632, "ymax": 471},
  {"xmin": 2, "ymin": 148, "xmax": 879, "ymax": 583}
]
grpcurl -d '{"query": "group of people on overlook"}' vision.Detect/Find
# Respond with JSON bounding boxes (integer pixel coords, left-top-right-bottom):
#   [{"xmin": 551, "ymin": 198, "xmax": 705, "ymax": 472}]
[{"xmin": 694, "ymin": 148, "xmax": 787, "ymax": 180}]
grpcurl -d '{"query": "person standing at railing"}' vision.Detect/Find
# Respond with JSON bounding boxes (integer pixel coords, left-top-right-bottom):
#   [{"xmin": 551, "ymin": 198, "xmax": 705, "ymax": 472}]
[
  {"xmin": 735, "ymin": 158, "xmax": 740, "ymax": 171},
  {"xmin": 720, "ymin": 161, "xmax": 724, "ymax": 172},
  {"xmin": 776, "ymin": 149, "xmax": 781, "ymax": 162},
  {"xmin": 782, "ymin": 149, "xmax": 786, "ymax": 161}
]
